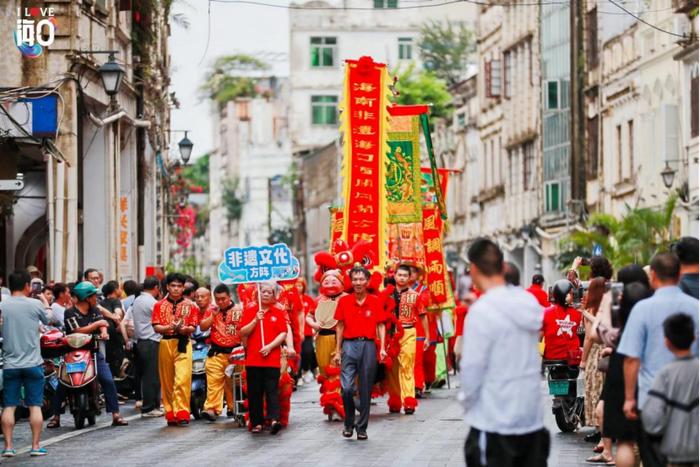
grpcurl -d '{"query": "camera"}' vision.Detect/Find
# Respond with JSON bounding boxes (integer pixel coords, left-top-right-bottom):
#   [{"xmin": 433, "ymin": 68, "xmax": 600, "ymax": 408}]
[{"xmin": 30, "ymin": 279, "xmax": 43, "ymax": 298}]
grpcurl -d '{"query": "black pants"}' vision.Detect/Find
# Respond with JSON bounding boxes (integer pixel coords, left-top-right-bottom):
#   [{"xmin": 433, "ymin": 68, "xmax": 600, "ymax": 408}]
[
  {"xmin": 246, "ymin": 366, "xmax": 280, "ymax": 427},
  {"xmin": 464, "ymin": 427, "xmax": 550, "ymax": 467},
  {"xmin": 136, "ymin": 339, "xmax": 161, "ymax": 413},
  {"xmin": 340, "ymin": 339, "xmax": 376, "ymax": 433},
  {"xmin": 301, "ymin": 336, "xmax": 317, "ymax": 373}
]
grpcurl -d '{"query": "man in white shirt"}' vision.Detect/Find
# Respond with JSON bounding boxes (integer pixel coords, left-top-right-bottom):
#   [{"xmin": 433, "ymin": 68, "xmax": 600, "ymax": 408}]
[{"xmin": 460, "ymin": 238, "xmax": 548, "ymax": 467}]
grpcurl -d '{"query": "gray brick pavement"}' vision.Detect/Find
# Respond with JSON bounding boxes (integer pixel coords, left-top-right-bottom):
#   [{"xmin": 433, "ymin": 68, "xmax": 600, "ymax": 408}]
[{"xmin": 1, "ymin": 379, "xmax": 599, "ymax": 466}]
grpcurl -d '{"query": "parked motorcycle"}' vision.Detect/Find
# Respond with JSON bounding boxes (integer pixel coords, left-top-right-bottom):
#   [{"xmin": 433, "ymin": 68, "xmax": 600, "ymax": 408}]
[
  {"xmin": 42, "ymin": 332, "xmax": 101, "ymax": 429},
  {"xmin": 545, "ymin": 360, "xmax": 585, "ymax": 432},
  {"xmin": 190, "ymin": 330, "xmax": 210, "ymax": 420}
]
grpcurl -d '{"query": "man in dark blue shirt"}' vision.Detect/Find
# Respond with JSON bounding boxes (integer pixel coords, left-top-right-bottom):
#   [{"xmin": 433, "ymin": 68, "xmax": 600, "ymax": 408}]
[
  {"xmin": 674, "ymin": 237, "xmax": 699, "ymax": 299},
  {"xmin": 46, "ymin": 282, "xmax": 128, "ymax": 428}
]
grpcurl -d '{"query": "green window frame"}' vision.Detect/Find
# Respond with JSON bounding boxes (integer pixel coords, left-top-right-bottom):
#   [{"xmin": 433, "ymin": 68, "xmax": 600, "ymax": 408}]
[
  {"xmin": 310, "ymin": 37, "xmax": 337, "ymax": 68},
  {"xmin": 311, "ymin": 95, "xmax": 338, "ymax": 125},
  {"xmin": 398, "ymin": 37, "xmax": 413, "ymax": 60},
  {"xmin": 374, "ymin": 0, "xmax": 398, "ymax": 8},
  {"xmin": 545, "ymin": 181, "xmax": 561, "ymax": 213}
]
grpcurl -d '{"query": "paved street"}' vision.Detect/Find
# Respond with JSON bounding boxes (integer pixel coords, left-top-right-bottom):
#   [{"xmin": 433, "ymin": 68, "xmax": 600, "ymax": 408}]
[{"xmin": 2, "ymin": 376, "xmax": 598, "ymax": 466}]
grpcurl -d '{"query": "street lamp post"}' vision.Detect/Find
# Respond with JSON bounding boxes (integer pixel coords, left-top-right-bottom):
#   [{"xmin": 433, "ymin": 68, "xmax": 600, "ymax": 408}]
[
  {"xmin": 661, "ymin": 161, "xmax": 676, "ymax": 189},
  {"xmin": 76, "ymin": 50, "xmax": 125, "ymax": 98},
  {"xmin": 169, "ymin": 130, "xmax": 194, "ymax": 165}
]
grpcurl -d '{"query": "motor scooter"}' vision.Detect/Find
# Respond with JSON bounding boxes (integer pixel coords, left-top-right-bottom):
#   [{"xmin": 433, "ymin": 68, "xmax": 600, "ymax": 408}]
[
  {"xmin": 45, "ymin": 332, "xmax": 101, "ymax": 429},
  {"xmin": 544, "ymin": 359, "xmax": 585, "ymax": 432},
  {"xmin": 190, "ymin": 329, "xmax": 210, "ymax": 419}
]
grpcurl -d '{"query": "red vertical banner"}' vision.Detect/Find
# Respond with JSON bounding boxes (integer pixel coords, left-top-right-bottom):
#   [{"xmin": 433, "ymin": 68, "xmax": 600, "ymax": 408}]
[
  {"xmin": 422, "ymin": 207, "xmax": 448, "ymax": 305},
  {"xmin": 340, "ymin": 56, "xmax": 390, "ymax": 268},
  {"xmin": 329, "ymin": 207, "xmax": 344, "ymax": 253}
]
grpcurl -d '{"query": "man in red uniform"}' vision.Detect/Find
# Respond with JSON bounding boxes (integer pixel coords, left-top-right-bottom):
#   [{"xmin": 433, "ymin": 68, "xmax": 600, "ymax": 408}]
[
  {"xmin": 541, "ymin": 280, "xmax": 582, "ymax": 363},
  {"xmin": 152, "ymin": 273, "xmax": 199, "ymax": 426},
  {"xmin": 200, "ymin": 284, "xmax": 242, "ymax": 421},
  {"xmin": 389, "ymin": 264, "xmax": 429, "ymax": 414},
  {"xmin": 333, "ymin": 265, "xmax": 387, "ymax": 440},
  {"xmin": 527, "ymin": 274, "xmax": 550, "ymax": 308},
  {"xmin": 239, "ymin": 282, "xmax": 288, "ymax": 435}
]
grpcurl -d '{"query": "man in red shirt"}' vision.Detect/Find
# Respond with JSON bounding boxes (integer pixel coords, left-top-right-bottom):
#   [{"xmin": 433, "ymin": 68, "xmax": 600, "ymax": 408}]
[
  {"xmin": 333, "ymin": 266, "xmax": 387, "ymax": 440},
  {"xmin": 527, "ymin": 274, "xmax": 550, "ymax": 308},
  {"xmin": 541, "ymin": 280, "xmax": 582, "ymax": 363},
  {"xmin": 239, "ymin": 282, "xmax": 288, "ymax": 434},
  {"xmin": 199, "ymin": 284, "xmax": 242, "ymax": 421}
]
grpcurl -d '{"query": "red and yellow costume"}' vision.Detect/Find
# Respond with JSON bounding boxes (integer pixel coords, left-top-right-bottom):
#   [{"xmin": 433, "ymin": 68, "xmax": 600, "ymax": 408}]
[
  {"xmin": 386, "ymin": 287, "xmax": 426, "ymax": 413},
  {"xmin": 152, "ymin": 296, "xmax": 199, "ymax": 424},
  {"xmin": 203, "ymin": 303, "xmax": 242, "ymax": 415},
  {"xmin": 311, "ymin": 270, "xmax": 347, "ymax": 419}
]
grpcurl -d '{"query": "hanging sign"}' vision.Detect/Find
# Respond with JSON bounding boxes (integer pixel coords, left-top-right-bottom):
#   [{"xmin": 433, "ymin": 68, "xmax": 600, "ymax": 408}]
[{"xmin": 218, "ymin": 243, "xmax": 300, "ymax": 284}]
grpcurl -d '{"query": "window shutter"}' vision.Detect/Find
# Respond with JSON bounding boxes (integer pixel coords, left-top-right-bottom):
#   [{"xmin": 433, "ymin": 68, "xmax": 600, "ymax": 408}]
[
  {"xmin": 490, "ymin": 59, "xmax": 501, "ymax": 97},
  {"xmin": 484, "ymin": 60, "xmax": 492, "ymax": 98}
]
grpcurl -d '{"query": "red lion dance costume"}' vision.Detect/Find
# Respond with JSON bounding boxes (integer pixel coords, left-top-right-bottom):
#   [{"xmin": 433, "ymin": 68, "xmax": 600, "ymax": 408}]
[
  {"xmin": 236, "ymin": 283, "xmax": 295, "ymax": 429},
  {"xmin": 311, "ymin": 240, "xmax": 397, "ymax": 417}
]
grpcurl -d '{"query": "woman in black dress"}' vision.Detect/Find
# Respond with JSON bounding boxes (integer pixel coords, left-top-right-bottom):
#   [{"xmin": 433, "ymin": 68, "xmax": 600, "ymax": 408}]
[{"xmin": 601, "ymin": 265, "xmax": 652, "ymax": 467}]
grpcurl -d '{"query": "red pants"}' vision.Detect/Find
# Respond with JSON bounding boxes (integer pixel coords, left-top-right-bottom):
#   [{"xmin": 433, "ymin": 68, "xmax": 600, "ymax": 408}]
[
  {"xmin": 423, "ymin": 344, "xmax": 437, "ymax": 385},
  {"xmin": 414, "ymin": 338, "xmax": 425, "ymax": 391}
]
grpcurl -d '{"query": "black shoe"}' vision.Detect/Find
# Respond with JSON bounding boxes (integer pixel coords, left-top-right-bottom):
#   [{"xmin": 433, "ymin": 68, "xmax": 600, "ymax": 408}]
[
  {"xmin": 404, "ymin": 408, "xmax": 415, "ymax": 415},
  {"xmin": 357, "ymin": 431, "xmax": 368, "ymax": 440},
  {"xmin": 342, "ymin": 426, "xmax": 354, "ymax": 438},
  {"xmin": 178, "ymin": 419, "xmax": 189, "ymax": 427},
  {"xmin": 226, "ymin": 410, "xmax": 234, "ymax": 418},
  {"xmin": 584, "ymin": 431, "xmax": 601, "ymax": 443},
  {"xmin": 270, "ymin": 421, "xmax": 282, "ymax": 435},
  {"xmin": 201, "ymin": 411, "xmax": 216, "ymax": 422}
]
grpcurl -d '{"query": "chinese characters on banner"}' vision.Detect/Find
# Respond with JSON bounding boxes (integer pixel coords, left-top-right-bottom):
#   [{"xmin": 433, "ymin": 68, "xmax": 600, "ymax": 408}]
[
  {"xmin": 420, "ymin": 169, "xmax": 455, "ymax": 310},
  {"xmin": 218, "ymin": 243, "xmax": 300, "ymax": 284},
  {"xmin": 340, "ymin": 56, "xmax": 391, "ymax": 270},
  {"xmin": 329, "ymin": 208, "xmax": 344, "ymax": 253},
  {"xmin": 118, "ymin": 196, "xmax": 131, "ymax": 280},
  {"xmin": 422, "ymin": 207, "xmax": 447, "ymax": 305}
]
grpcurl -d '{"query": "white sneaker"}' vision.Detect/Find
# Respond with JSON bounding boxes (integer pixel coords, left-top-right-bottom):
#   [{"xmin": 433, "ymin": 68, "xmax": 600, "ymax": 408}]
[
  {"xmin": 142, "ymin": 409, "xmax": 164, "ymax": 418},
  {"xmin": 297, "ymin": 378, "xmax": 304, "ymax": 387},
  {"xmin": 304, "ymin": 373, "xmax": 314, "ymax": 383}
]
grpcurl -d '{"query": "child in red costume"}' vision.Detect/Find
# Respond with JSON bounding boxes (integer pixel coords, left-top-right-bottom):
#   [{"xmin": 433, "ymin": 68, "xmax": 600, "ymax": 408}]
[{"xmin": 306, "ymin": 270, "xmax": 347, "ymax": 420}]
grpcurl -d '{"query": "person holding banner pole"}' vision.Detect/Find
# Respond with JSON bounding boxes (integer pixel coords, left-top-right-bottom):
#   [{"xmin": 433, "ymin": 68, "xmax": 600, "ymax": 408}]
[{"xmin": 239, "ymin": 282, "xmax": 288, "ymax": 435}]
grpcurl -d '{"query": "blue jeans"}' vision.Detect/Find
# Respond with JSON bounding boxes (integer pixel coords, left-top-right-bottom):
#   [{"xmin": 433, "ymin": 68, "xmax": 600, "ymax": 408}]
[
  {"xmin": 2, "ymin": 365, "xmax": 44, "ymax": 407},
  {"xmin": 52, "ymin": 352, "xmax": 120, "ymax": 415}
]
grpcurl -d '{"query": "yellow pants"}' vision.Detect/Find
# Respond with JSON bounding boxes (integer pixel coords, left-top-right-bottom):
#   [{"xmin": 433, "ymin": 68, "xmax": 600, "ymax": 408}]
[
  {"xmin": 315, "ymin": 334, "xmax": 336, "ymax": 377},
  {"xmin": 158, "ymin": 339, "xmax": 192, "ymax": 420},
  {"xmin": 204, "ymin": 352, "xmax": 233, "ymax": 414},
  {"xmin": 397, "ymin": 327, "xmax": 416, "ymax": 401}
]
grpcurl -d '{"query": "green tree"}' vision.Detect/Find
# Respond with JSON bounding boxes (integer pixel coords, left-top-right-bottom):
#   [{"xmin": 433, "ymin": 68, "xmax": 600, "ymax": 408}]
[
  {"xmin": 200, "ymin": 54, "xmax": 269, "ymax": 108},
  {"xmin": 558, "ymin": 195, "xmax": 678, "ymax": 273},
  {"xmin": 392, "ymin": 63, "xmax": 452, "ymax": 121},
  {"xmin": 418, "ymin": 20, "xmax": 475, "ymax": 86},
  {"xmin": 181, "ymin": 153, "xmax": 209, "ymax": 193}
]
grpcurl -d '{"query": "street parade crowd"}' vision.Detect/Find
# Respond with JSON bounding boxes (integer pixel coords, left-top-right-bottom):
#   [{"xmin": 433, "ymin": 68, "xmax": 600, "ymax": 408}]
[{"xmin": 0, "ymin": 236, "xmax": 698, "ymax": 467}]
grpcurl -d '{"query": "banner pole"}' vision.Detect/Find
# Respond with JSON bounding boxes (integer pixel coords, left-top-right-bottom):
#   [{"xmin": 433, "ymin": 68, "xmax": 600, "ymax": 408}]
[
  {"xmin": 257, "ymin": 282, "xmax": 265, "ymax": 346},
  {"xmin": 437, "ymin": 316, "xmax": 451, "ymax": 389}
]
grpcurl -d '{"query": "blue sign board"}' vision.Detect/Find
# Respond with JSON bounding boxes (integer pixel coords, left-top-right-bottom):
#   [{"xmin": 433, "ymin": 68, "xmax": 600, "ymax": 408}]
[
  {"xmin": 218, "ymin": 243, "xmax": 300, "ymax": 284},
  {"xmin": 592, "ymin": 244, "xmax": 603, "ymax": 257}
]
